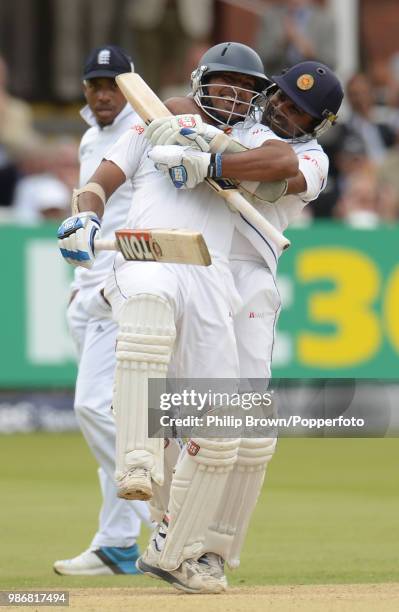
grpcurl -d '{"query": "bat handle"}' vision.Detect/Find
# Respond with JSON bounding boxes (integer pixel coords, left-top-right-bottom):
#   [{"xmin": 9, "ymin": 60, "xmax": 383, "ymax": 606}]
[
  {"xmin": 94, "ymin": 239, "xmax": 118, "ymax": 253},
  {"xmin": 224, "ymin": 190, "xmax": 290, "ymax": 251}
]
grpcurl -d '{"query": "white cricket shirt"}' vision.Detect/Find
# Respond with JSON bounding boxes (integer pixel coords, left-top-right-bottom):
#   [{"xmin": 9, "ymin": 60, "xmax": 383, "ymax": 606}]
[
  {"xmin": 231, "ymin": 123, "xmax": 329, "ymax": 276},
  {"xmin": 105, "ymin": 115, "xmax": 236, "ymax": 261}
]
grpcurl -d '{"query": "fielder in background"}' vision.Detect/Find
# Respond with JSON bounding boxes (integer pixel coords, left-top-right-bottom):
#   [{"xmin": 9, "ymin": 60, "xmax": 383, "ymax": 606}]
[{"xmin": 53, "ymin": 45, "xmax": 152, "ymax": 577}]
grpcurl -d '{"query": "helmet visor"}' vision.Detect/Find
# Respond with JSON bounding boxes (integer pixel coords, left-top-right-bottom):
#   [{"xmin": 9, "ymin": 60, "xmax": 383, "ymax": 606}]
[{"xmin": 195, "ymin": 81, "xmax": 265, "ymax": 127}]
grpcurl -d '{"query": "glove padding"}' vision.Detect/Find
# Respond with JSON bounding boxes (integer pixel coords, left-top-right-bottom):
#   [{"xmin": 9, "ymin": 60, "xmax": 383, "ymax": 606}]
[
  {"xmin": 145, "ymin": 114, "xmax": 223, "ymax": 152},
  {"xmin": 58, "ymin": 211, "xmax": 101, "ymax": 269},
  {"xmin": 239, "ymin": 179, "xmax": 288, "ymax": 204},
  {"xmin": 149, "ymin": 145, "xmax": 211, "ymax": 189}
]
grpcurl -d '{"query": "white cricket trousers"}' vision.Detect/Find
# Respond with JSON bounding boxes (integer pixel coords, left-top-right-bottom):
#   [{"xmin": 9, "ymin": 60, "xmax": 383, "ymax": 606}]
[
  {"xmin": 231, "ymin": 259, "xmax": 281, "ymax": 378},
  {"xmin": 104, "ymin": 255, "xmax": 242, "ymax": 379},
  {"xmin": 67, "ymin": 289, "xmax": 151, "ymax": 548}
]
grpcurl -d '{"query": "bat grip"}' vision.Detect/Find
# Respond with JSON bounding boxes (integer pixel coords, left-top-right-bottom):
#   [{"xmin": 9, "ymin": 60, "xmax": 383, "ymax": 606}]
[
  {"xmin": 94, "ymin": 239, "xmax": 118, "ymax": 253},
  {"xmin": 223, "ymin": 190, "xmax": 291, "ymax": 251}
]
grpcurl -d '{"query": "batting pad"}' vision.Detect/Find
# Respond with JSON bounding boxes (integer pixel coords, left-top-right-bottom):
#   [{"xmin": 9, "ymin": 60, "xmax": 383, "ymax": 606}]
[
  {"xmin": 205, "ymin": 437, "xmax": 277, "ymax": 568},
  {"xmin": 159, "ymin": 437, "xmax": 240, "ymax": 571},
  {"xmin": 149, "ymin": 437, "xmax": 182, "ymax": 523},
  {"xmin": 113, "ymin": 294, "xmax": 176, "ymax": 485}
]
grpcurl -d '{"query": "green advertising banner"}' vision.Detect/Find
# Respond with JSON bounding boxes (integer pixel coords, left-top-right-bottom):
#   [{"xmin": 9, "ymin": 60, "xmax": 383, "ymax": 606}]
[
  {"xmin": 276, "ymin": 223, "xmax": 399, "ymax": 378},
  {"xmin": 0, "ymin": 222, "xmax": 398, "ymax": 388},
  {"xmin": 0, "ymin": 224, "xmax": 76, "ymax": 388}
]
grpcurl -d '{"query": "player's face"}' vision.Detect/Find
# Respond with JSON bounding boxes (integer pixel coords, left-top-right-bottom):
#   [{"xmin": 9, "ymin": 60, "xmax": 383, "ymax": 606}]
[
  {"xmin": 205, "ymin": 72, "xmax": 258, "ymax": 124},
  {"xmin": 83, "ymin": 77, "xmax": 126, "ymax": 126},
  {"xmin": 263, "ymin": 88, "xmax": 316, "ymax": 139}
]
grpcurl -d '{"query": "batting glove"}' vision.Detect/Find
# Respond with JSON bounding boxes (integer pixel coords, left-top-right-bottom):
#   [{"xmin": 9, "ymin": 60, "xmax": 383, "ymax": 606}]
[
  {"xmin": 148, "ymin": 145, "xmax": 220, "ymax": 189},
  {"xmin": 145, "ymin": 115, "xmax": 223, "ymax": 152},
  {"xmin": 58, "ymin": 212, "xmax": 101, "ymax": 269}
]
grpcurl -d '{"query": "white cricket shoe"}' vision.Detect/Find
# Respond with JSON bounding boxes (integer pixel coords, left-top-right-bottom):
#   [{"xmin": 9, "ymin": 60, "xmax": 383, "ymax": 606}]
[
  {"xmin": 198, "ymin": 553, "xmax": 228, "ymax": 589},
  {"xmin": 136, "ymin": 537, "xmax": 227, "ymax": 594},
  {"xmin": 117, "ymin": 467, "xmax": 152, "ymax": 501},
  {"xmin": 53, "ymin": 544, "xmax": 140, "ymax": 576}
]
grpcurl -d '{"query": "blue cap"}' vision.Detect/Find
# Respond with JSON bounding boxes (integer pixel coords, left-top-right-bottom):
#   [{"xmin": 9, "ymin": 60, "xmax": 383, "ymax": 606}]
[
  {"xmin": 272, "ymin": 61, "xmax": 343, "ymax": 121},
  {"xmin": 83, "ymin": 45, "xmax": 134, "ymax": 80}
]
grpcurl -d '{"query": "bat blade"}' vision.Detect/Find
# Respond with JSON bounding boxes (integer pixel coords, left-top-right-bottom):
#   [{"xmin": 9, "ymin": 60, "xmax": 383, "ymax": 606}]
[
  {"xmin": 116, "ymin": 73, "xmax": 170, "ymax": 124},
  {"xmin": 95, "ymin": 229, "xmax": 211, "ymax": 265}
]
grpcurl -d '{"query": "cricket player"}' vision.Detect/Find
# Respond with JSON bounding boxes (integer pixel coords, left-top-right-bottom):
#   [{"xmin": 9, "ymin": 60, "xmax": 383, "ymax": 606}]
[
  {"xmin": 139, "ymin": 55, "xmax": 343, "ymax": 589},
  {"xmin": 148, "ymin": 59, "xmax": 343, "ymax": 377},
  {"xmin": 58, "ymin": 42, "xmax": 299, "ymax": 593},
  {"xmin": 53, "ymin": 45, "xmax": 152, "ymax": 577}
]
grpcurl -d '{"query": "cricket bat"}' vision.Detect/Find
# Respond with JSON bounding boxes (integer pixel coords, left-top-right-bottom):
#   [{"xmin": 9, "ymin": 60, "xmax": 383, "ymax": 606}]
[
  {"xmin": 95, "ymin": 229, "xmax": 211, "ymax": 265},
  {"xmin": 115, "ymin": 72, "xmax": 291, "ymax": 251}
]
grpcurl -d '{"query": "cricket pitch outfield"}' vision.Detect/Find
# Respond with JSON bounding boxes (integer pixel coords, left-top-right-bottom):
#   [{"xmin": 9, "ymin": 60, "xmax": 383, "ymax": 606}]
[{"xmin": 1, "ymin": 434, "xmax": 398, "ymax": 610}]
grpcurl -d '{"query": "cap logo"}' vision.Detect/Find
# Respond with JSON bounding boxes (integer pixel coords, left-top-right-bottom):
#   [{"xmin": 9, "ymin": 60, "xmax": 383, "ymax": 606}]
[
  {"xmin": 297, "ymin": 74, "xmax": 314, "ymax": 91},
  {"xmin": 97, "ymin": 49, "xmax": 111, "ymax": 65}
]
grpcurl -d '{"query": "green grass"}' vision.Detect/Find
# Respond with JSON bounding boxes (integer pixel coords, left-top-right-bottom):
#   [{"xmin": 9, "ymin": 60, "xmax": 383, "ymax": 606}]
[{"xmin": 0, "ymin": 434, "xmax": 398, "ymax": 588}]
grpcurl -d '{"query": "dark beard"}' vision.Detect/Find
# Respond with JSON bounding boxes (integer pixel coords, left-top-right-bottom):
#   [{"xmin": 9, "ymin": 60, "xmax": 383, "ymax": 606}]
[{"xmin": 261, "ymin": 100, "xmax": 312, "ymax": 142}]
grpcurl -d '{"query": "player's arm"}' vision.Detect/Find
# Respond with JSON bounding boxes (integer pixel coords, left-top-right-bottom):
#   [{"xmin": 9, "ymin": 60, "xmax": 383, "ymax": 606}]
[
  {"xmin": 58, "ymin": 126, "xmax": 145, "ymax": 269},
  {"xmin": 57, "ymin": 159, "xmax": 125, "ymax": 270},
  {"xmin": 165, "ymin": 104, "xmax": 322, "ymax": 196},
  {"xmin": 285, "ymin": 172, "xmax": 307, "ymax": 195},
  {"xmin": 216, "ymin": 141, "xmax": 298, "ymax": 182},
  {"xmin": 152, "ymin": 101, "xmax": 300, "ymax": 182},
  {"xmin": 145, "ymin": 110, "xmax": 298, "ymax": 191},
  {"xmin": 224, "ymin": 145, "xmax": 308, "ymax": 195},
  {"xmin": 148, "ymin": 136, "xmax": 299, "ymax": 196},
  {"xmin": 72, "ymin": 122, "xmax": 148, "ymax": 216},
  {"xmin": 75, "ymin": 160, "xmax": 125, "ymax": 217}
]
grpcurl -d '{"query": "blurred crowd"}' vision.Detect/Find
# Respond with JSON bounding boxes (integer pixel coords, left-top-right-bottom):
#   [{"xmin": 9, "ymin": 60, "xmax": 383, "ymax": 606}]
[
  {"xmin": 0, "ymin": 54, "xmax": 78, "ymax": 224},
  {"xmin": 0, "ymin": 0, "xmax": 398, "ymax": 227}
]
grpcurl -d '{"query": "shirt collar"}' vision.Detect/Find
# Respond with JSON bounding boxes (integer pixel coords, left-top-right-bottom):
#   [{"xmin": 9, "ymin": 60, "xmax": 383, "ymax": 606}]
[{"xmin": 80, "ymin": 102, "xmax": 133, "ymax": 128}]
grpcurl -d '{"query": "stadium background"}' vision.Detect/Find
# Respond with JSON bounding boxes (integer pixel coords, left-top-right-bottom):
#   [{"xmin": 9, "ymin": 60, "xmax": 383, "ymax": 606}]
[{"xmin": 0, "ymin": 1, "xmax": 398, "ymax": 608}]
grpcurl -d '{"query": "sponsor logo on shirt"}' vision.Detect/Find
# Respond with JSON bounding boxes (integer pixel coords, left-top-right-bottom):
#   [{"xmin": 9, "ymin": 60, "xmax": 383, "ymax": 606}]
[
  {"xmin": 300, "ymin": 153, "xmax": 323, "ymax": 176},
  {"xmin": 131, "ymin": 124, "xmax": 145, "ymax": 135},
  {"xmin": 251, "ymin": 128, "xmax": 267, "ymax": 136}
]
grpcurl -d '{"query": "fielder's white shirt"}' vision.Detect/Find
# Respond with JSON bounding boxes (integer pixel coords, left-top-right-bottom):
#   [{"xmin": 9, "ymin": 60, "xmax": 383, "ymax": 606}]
[
  {"xmin": 230, "ymin": 123, "xmax": 329, "ymax": 276},
  {"xmin": 104, "ymin": 114, "xmax": 235, "ymax": 261},
  {"xmin": 73, "ymin": 103, "xmax": 136, "ymax": 294}
]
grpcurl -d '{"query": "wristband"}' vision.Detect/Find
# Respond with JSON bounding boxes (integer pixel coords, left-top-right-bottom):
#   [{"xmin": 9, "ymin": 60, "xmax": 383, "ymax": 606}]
[{"xmin": 208, "ymin": 153, "xmax": 223, "ymax": 179}]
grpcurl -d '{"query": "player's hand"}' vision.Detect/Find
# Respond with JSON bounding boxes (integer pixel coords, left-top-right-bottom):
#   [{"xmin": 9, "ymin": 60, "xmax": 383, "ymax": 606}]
[
  {"xmin": 145, "ymin": 115, "xmax": 223, "ymax": 152},
  {"xmin": 149, "ymin": 145, "xmax": 211, "ymax": 189},
  {"xmin": 57, "ymin": 212, "xmax": 101, "ymax": 269}
]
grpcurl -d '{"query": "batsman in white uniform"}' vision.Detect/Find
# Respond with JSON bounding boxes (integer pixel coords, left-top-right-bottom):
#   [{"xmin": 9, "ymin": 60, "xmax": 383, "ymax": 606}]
[
  {"xmin": 58, "ymin": 43, "xmax": 301, "ymax": 593},
  {"xmin": 151, "ymin": 59, "xmax": 343, "ymax": 379},
  {"xmin": 54, "ymin": 46, "xmax": 151, "ymax": 577},
  {"xmin": 140, "ymin": 55, "xmax": 343, "ymax": 590}
]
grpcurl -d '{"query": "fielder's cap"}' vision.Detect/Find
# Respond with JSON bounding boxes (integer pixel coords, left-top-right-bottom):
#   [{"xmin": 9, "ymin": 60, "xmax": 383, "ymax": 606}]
[{"xmin": 83, "ymin": 45, "xmax": 134, "ymax": 80}]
